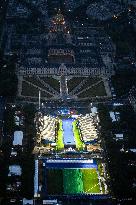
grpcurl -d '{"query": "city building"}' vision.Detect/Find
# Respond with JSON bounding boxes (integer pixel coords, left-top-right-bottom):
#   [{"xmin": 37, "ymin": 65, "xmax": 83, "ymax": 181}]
[
  {"xmin": 118, "ymin": 0, "xmax": 136, "ymax": 7},
  {"xmin": 64, "ymin": 0, "xmax": 88, "ymax": 11},
  {"xmin": 1, "ymin": 1, "xmax": 131, "ymax": 204},
  {"xmin": 87, "ymin": 0, "xmax": 126, "ymax": 21},
  {"xmin": 1, "ymin": 0, "xmax": 115, "ymax": 102}
]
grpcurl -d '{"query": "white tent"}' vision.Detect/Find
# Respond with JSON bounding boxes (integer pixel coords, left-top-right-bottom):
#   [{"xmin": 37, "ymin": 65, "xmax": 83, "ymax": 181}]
[
  {"xmin": 109, "ymin": 111, "xmax": 120, "ymax": 122},
  {"xmin": 23, "ymin": 199, "xmax": 33, "ymax": 205},
  {"xmin": 91, "ymin": 107, "xmax": 98, "ymax": 115},
  {"xmin": 109, "ymin": 111, "xmax": 116, "ymax": 122},
  {"xmin": 115, "ymin": 134, "xmax": 123, "ymax": 140},
  {"xmin": 15, "ymin": 116, "xmax": 19, "ymax": 126},
  {"xmin": 129, "ymin": 149, "xmax": 136, "ymax": 153},
  {"xmin": 13, "ymin": 131, "xmax": 23, "ymax": 146},
  {"xmin": 8, "ymin": 165, "xmax": 22, "ymax": 176}
]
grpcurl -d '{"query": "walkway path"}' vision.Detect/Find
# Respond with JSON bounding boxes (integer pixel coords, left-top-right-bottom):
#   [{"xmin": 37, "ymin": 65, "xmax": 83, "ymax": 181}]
[
  {"xmin": 36, "ymin": 76, "xmax": 59, "ymax": 95},
  {"xmin": 102, "ymin": 77, "xmax": 112, "ymax": 97},
  {"xmin": 23, "ymin": 79, "xmax": 55, "ymax": 96},
  {"xmin": 60, "ymin": 75, "xmax": 68, "ymax": 99},
  {"xmin": 76, "ymin": 80, "xmax": 103, "ymax": 96},
  {"xmin": 17, "ymin": 76, "xmax": 23, "ymax": 96},
  {"xmin": 69, "ymin": 78, "xmax": 88, "ymax": 95}
]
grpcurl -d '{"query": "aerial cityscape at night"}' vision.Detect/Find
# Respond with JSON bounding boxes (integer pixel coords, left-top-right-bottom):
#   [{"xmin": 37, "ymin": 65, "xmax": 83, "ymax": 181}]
[{"xmin": 0, "ymin": 0, "xmax": 136, "ymax": 205}]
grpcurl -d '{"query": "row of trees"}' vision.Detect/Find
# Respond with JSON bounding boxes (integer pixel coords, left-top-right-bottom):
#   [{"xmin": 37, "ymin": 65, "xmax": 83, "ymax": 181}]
[
  {"xmin": 0, "ymin": 103, "xmax": 37, "ymax": 202},
  {"xmin": 0, "ymin": 105, "xmax": 15, "ymax": 200},
  {"xmin": 111, "ymin": 69, "xmax": 136, "ymax": 97},
  {"xmin": 0, "ymin": 53, "xmax": 18, "ymax": 99},
  {"xmin": 21, "ymin": 104, "xmax": 36, "ymax": 198},
  {"xmin": 105, "ymin": 8, "xmax": 136, "ymax": 56},
  {"xmin": 98, "ymin": 104, "xmax": 134, "ymax": 201}
]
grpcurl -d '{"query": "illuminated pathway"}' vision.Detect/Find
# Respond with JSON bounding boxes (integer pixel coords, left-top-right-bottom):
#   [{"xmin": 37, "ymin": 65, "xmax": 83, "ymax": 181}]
[
  {"xmin": 60, "ymin": 75, "xmax": 68, "ymax": 99},
  {"xmin": 62, "ymin": 119, "xmax": 75, "ymax": 145}
]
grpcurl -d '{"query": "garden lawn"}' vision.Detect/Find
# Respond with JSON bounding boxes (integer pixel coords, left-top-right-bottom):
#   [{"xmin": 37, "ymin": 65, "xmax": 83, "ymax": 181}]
[
  {"xmin": 67, "ymin": 77, "xmax": 85, "ymax": 92},
  {"xmin": 46, "ymin": 169, "xmax": 63, "ymax": 194},
  {"xmin": 82, "ymin": 168, "xmax": 101, "ymax": 193},
  {"xmin": 41, "ymin": 77, "xmax": 60, "ymax": 92},
  {"xmin": 73, "ymin": 120, "xmax": 84, "ymax": 150},
  {"xmin": 63, "ymin": 169, "xmax": 83, "ymax": 194},
  {"xmin": 78, "ymin": 81, "xmax": 106, "ymax": 98},
  {"xmin": 46, "ymin": 168, "xmax": 102, "ymax": 195},
  {"xmin": 56, "ymin": 120, "xmax": 64, "ymax": 150}
]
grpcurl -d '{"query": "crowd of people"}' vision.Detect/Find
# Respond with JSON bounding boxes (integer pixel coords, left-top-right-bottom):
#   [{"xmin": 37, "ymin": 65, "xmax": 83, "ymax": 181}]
[
  {"xmin": 37, "ymin": 114, "xmax": 56, "ymax": 144},
  {"xmin": 78, "ymin": 113, "xmax": 98, "ymax": 143}
]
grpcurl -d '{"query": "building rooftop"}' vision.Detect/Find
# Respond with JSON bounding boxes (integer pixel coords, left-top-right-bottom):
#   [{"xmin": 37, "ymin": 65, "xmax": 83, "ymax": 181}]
[
  {"xmin": 8, "ymin": 165, "xmax": 22, "ymax": 176},
  {"xmin": 13, "ymin": 131, "xmax": 23, "ymax": 146},
  {"xmin": 115, "ymin": 133, "xmax": 124, "ymax": 140}
]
